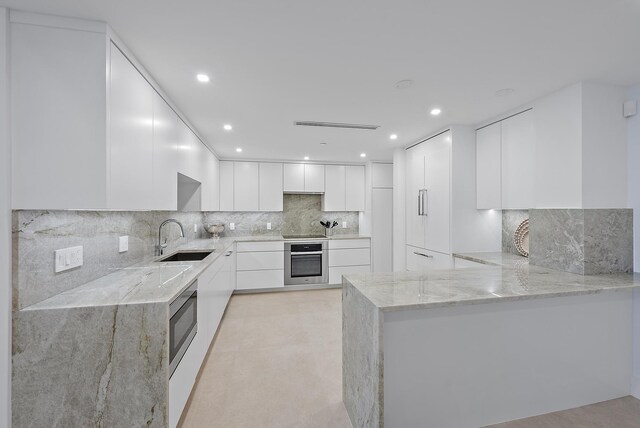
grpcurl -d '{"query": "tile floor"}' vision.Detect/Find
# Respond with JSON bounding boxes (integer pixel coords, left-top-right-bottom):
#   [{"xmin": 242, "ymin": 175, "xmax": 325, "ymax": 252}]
[{"xmin": 180, "ymin": 289, "xmax": 640, "ymax": 428}]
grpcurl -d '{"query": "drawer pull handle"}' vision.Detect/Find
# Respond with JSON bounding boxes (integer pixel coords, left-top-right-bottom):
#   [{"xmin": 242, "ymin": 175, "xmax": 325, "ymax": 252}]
[{"xmin": 414, "ymin": 251, "xmax": 433, "ymax": 258}]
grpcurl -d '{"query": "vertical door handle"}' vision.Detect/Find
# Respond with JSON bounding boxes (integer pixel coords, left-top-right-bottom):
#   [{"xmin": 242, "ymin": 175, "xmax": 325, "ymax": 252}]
[
  {"xmin": 417, "ymin": 192, "xmax": 422, "ymax": 216},
  {"xmin": 422, "ymin": 189, "xmax": 428, "ymax": 216}
]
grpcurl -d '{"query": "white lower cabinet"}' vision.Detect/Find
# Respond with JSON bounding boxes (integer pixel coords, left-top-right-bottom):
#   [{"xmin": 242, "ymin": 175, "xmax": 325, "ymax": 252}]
[
  {"xmin": 405, "ymin": 245, "xmax": 452, "ymax": 271},
  {"xmin": 235, "ymin": 241, "xmax": 285, "ymax": 290},
  {"xmin": 328, "ymin": 239, "xmax": 371, "ymax": 284},
  {"xmin": 169, "ymin": 249, "xmax": 234, "ymax": 428}
]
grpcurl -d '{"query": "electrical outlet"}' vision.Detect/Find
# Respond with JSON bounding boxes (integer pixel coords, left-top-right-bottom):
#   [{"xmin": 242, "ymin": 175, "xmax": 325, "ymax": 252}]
[
  {"xmin": 267, "ymin": 222, "xmax": 272, "ymax": 230},
  {"xmin": 230, "ymin": 222, "xmax": 235, "ymax": 230},
  {"xmin": 194, "ymin": 224, "xmax": 198, "ymax": 233},
  {"xmin": 54, "ymin": 246, "xmax": 83, "ymax": 273},
  {"xmin": 342, "ymin": 221, "xmax": 347, "ymax": 228},
  {"xmin": 119, "ymin": 236, "xmax": 128, "ymax": 253}
]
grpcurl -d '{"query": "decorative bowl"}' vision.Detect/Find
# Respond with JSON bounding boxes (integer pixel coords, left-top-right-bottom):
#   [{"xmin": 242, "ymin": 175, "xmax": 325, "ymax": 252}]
[{"xmin": 204, "ymin": 223, "xmax": 225, "ymax": 237}]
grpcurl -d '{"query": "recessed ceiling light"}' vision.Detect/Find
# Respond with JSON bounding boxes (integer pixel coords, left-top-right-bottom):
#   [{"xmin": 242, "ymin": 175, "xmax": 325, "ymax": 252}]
[
  {"xmin": 320, "ymin": 142, "xmax": 327, "ymax": 146},
  {"xmin": 360, "ymin": 153, "xmax": 366, "ymax": 158},
  {"xmin": 196, "ymin": 73, "xmax": 210, "ymax": 83},
  {"xmin": 394, "ymin": 79, "xmax": 414, "ymax": 90},
  {"xmin": 236, "ymin": 148, "xmax": 242, "ymax": 153},
  {"xmin": 495, "ymin": 88, "xmax": 515, "ymax": 97},
  {"xmin": 390, "ymin": 134, "xmax": 398, "ymax": 140},
  {"xmin": 304, "ymin": 156, "xmax": 310, "ymax": 160},
  {"xmin": 430, "ymin": 108, "xmax": 442, "ymax": 116},
  {"xmin": 223, "ymin": 124, "xmax": 233, "ymax": 131}
]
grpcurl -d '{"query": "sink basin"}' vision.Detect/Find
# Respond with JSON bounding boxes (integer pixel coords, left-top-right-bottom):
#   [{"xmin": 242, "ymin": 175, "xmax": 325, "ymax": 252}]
[{"xmin": 156, "ymin": 250, "xmax": 213, "ymax": 262}]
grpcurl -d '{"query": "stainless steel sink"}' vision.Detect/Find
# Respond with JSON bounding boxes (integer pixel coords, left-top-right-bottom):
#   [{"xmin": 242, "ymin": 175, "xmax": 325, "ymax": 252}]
[{"xmin": 156, "ymin": 250, "xmax": 213, "ymax": 262}]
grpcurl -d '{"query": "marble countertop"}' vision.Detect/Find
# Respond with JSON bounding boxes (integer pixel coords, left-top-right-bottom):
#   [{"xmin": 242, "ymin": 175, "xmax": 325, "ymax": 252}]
[
  {"xmin": 343, "ymin": 263, "xmax": 640, "ymax": 312},
  {"xmin": 24, "ymin": 235, "xmax": 284, "ymax": 311},
  {"xmin": 453, "ymin": 252, "xmax": 528, "ymax": 267}
]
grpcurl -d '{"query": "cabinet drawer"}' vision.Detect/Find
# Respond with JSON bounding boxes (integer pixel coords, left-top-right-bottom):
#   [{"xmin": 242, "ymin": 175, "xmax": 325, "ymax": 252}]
[
  {"xmin": 329, "ymin": 248, "xmax": 371, "ymax": 267},
  {"xmin": 236, "ymin": 241, "xmax": 284, "ymax": 252},
  {"xmin": 236, "ymin": 251, "xmax": 284, "ymax": 271},
  {"xmin": 328, "ymin": 238, "xmax": 370, "ymax": 250},
  {"xmin": 405, "ymin": 246, "xmax": 452, "ymax": 271},
  {"xmin": 236, "ymin": 270, "xmax": 284, "ymax": 290},
  {"xmin": 329, "ymin": 265, "xmax": 371, "ymax": 285}
]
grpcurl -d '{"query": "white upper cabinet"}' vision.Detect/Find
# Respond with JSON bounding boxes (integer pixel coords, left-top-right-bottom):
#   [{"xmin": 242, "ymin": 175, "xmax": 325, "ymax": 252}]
[
  {"xmin": 323, "ymin": 165, "xmax": 346, "ymax": 211},
  {"xmin": 304, "ymin": 164, "xmax": 325, "ymax": 192},
  {"xmin": 201, "ymin": 148, "xmax": 219, "ymax": 211},
  {"xmin": 109, "ymin": 44, "xmax": 154, "ymax": 209},
  {"xmin": 234, "ymin": 162, "xmax": 260, "ymax": 211},
  {"xmin": 501, "ymin": 110, "xmax": 534, "ymax": 209},
  {"xmin": 476, "ymin": 122, "xmax": 501, "ymax": 209},
  {"xmin": 219, "ymin": 161, "xmax": 234, "ymax": 211},
  {"xmin": 284, "ymin": 163, "xmax": 325, "ymax": 193},
  {"xmin": 475, "ymin": 109, "xmax": 534, "ymax": 210},
  {"xmin": 10, "ymin": 13, "xmax": 219, "ymax": 211},
  {"xmin": 151, "ymin": 91, "xmax": 179, "ymax": 210},
  {"xmin": 345, "ymin": 166, "xmax": 365, "ymax": 211},
  {"xmin": 284, "ymin": 163, "xmax": 305, "ymax": 192},
  {"xmin": 259, "ymin": 163, "xmax": 283, "ymax": 211}
]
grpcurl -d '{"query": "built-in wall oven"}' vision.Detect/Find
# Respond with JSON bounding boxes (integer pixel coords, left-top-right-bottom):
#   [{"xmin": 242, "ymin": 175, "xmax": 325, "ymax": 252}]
[
  {"xmin": 169, "ymin": 279, "xmax": 198, "ymax": 377},
  {"xmin": 284, "ymin": 240, "xmax": 328, "ymax": 285}
]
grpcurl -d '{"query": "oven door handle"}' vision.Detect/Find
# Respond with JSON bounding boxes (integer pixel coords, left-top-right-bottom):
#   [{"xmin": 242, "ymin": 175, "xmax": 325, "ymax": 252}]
[{"xmin": 290, "ymin": 251, "xmax": 324, "ymax": 255}]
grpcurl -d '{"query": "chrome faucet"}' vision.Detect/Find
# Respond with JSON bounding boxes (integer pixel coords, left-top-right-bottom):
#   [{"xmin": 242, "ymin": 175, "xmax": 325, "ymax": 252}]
[{"xmin": 157, "ymin": 219, "xmax": 185, "ymax": 256}]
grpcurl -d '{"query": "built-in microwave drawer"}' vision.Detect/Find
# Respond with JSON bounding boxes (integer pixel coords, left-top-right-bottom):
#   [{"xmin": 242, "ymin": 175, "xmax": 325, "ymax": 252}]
[{"xmin": 405, "ymin": 245, "xmax": 452, "ymax": 271}]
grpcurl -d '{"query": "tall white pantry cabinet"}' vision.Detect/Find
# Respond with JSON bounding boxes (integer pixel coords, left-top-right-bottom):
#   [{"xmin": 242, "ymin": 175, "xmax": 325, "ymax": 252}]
[{"xmin": 405, "ymin": 126, "xmax": 500, "ymax": 271}]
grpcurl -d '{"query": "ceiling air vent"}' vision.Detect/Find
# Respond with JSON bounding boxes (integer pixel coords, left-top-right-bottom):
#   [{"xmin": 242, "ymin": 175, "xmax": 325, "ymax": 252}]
[{"xmin": 294, "ymin": 121, "xmax": 380, "ymax": 130}]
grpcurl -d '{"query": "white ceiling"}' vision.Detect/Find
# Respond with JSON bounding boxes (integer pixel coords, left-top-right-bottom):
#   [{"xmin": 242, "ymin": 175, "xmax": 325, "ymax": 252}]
[{"xmin": 2, "ymin": 0, "xmax": 640, "ymax": 162}]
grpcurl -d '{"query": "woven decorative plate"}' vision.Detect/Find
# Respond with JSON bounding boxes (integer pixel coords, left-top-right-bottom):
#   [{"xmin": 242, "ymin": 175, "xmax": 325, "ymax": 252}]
[{"xmin": 514, "ymin": 219, "xmax": 529, "ymax": 257}]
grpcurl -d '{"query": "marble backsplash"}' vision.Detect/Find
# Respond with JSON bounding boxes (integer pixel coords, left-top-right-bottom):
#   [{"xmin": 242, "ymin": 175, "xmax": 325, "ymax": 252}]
[
  {"xmin": 13, "ymin": 195, "xmax": 359, "ymax": 309},
  {"xmin": 502, "ymin": 210, "xmax": 529, "ymax": 255},
  {"xmin": 529, "ymin": 209, "xmax": 633, "ymax": 275}
]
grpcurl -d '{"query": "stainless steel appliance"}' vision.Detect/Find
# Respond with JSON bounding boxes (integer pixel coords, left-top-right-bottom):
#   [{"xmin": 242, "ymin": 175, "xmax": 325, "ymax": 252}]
[
  {"xmin": 284, "ymin": 240, "xmax": 328, "ymax": 285},
  {"xmin": 169, "ymin": 279, "xmax": 198, "ymax": 377}
]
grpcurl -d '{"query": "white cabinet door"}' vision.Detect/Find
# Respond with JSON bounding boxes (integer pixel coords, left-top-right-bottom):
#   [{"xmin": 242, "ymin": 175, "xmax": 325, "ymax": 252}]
[
  {"xmin": 284, "ymin": 163, "xmax": 305, "ymax": 192},
  {"xmin": 423, "ymin": 132, "xmax": 451, "ymax": 254},
  {"xmin": 476, "ymin": 122, "xmax": 502, "ymax": 209},
  {"xmin": 109, "ymin": 44, "xmax": 154, "ymax": 209},
  {"xmin": 304, "ymin": 164, "xmax": 325, "ymax": 192},
  {"xmin": 345, "ymin": 165, "xmax": 365, "ymax": 211},
  {"xmin": 234, "ymin": 162, "xmax": 259, "ymax": 211},
  {"xmin": 329, "ymin": 248, "xmax": 371, "ymax": 267},
  {"xmin": 502, "ymin": 110, "xmax": 534, "ymax": 209},
  {"xmin": 259, "ymin": 163, "xmax": 283, "ymax": 211},
  {"xmin": 328, "ymin": 265, "xmax": 371, "ymax": 285},
  {"xmin": 151, "ymin": 92, "xmax": 178, "ymax": 210},
  {"xmin": 201, "ymin": 148, "xmax": 219, "ymax": 211},
  {"xmin": 324, "ymin": 165, "xmax": 346, "ymax": 211},
  {"xmin": 177, "ymin": 120, "xmax": 200, "ymax": 182},
  {"xmin": 219, "ymin": 161, "xmax": 234, "ymax": 211},
  {"xmin": 405, "ymin": 245, "xmax": 452, "ymax": 271},
  {"xmin": 405, "ymin": 144, "xmax": 426, "ymax": 249},
  {"xmin": 372, "ymin": 188, "xmax": 393, "ymax": 272}
]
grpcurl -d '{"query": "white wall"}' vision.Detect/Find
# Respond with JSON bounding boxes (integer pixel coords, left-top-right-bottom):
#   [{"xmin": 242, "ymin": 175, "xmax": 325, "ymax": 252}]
[
  {"xmin": 628, "ymin": 84, "xmax": 640, "ymax": 399},
  {"xmin": 532, "ymin": 82, "xmax": 583, "ymax": 208},
  {"xmin": 392, "ymin": 149, "xmax": 406, "ymax": 271},
  {"xmin": 0, "ymin": 7, "xmax": 11, "ymax": 427},
  {"xmin": 582, "ymin": 82, "xmax": 627, "ymax": 208}
]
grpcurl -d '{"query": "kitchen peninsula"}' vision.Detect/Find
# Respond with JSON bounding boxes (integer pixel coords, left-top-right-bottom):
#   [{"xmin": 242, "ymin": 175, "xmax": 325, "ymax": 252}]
[{"xmin": 342, "ymin": 258, "xmax": 640, "ymax": 428}]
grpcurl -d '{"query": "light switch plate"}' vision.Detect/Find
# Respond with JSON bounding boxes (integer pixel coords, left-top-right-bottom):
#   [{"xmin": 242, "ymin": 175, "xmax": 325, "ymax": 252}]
[
  {"xmin": 54, "ymin": 246, "xmax": 83, "ymax": 273},
  {"xmin": 119, "ymin": 236, "xmax": 128, "ymax": 253},
  {"xmin": 230, "ymin": 222, "xmax": 235, "ymax": 230},
  {"xmin": 267, "ymin": 222, "xmax": 272, "ymax": 230},
  {"xmin": 194, "ymin": 224, "xmax": 198, "ymax": 233},
  {"xmin": 342, "ymin": 221, "xmax": 347, "ymax": 228}
]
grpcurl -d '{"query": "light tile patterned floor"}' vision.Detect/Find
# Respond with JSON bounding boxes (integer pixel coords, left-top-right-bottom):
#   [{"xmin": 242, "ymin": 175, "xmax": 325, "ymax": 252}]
[{"xmin": 181, "ymin": 288, "xmax": 640, "ymax": 428}]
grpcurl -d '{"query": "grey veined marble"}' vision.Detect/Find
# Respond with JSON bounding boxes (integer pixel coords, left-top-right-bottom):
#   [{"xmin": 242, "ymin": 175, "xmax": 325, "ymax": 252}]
[
  {"xmin": 282, "ymin": 194, "xmax": 359, "ymax": 236},
  {"xmin": 529, "ymin": 209, "xmax": 633, "ymax": 275}
]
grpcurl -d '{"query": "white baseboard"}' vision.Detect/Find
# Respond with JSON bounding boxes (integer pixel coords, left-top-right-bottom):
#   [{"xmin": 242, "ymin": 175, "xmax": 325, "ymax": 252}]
[{"xmin": 632, "ymin": 376, "xmax": 640, "ymax": 399}]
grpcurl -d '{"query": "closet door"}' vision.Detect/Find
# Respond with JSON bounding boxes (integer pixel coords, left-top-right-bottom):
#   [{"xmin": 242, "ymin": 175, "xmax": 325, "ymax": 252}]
[{"xmin": 423, "ymin": 132, "xmax": 451, "ymax": 254}]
